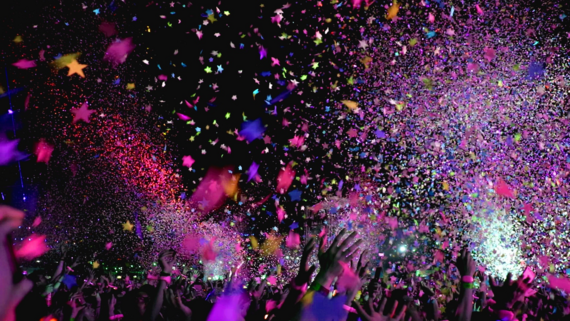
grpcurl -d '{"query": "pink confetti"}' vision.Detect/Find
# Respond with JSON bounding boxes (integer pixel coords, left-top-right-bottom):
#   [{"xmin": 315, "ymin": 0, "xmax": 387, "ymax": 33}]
[
  {"xmin": 15, "ymin": 234, "xmax": 49, "ymax": 260},
  {"xmin": 12, "ymin": 59, "xmax": 36, "ymax": 69},
  {"xmin": 271, "ymin": 14, "xmax": 282, "ymax": 26},
  {"xmin": 34, "ymin": 139, "xmax": 54, "ymax": 163},
  {"xmin": 104, "ymin": 38, "xmax": 135, "ymax": 65},
  {"xmin": 177, "ymin": 113, "xmax": 191, "ymax": 121},
  {"xmin": 467, "ymin": 63, "xmax": 480, "ymax": 73},
  {"xmin": 266, "ymin": 300, "xmax": 277, "ymax": 312},
  {"xmin": 267, "ymin": 275, "xmax": 277, "ymax": 285},
  {"xmin": 539, "ymin": 255, "xmax": 550, "ymax": 268},
  {"xmin": 277, "ymin": 206, "xmax": 286, "ymax": 223},
  {"xmin": 201, "ymin": 240, "xmax": 217, "ymax": 262},
  {"xmin": 32, "ymin": 216, "xmax": 42, "ymax": 228},
  {"xmin": 547, "ymin": 274, "xmax": 570, "ymax": 292},
  {"xmin": 190, "ymin": 167, "xmax": 227, "ymax": 212},
  {"xmin": 386, "ymin": 216, "xmax": 398, "ymax": 229},
  {"xmin": 286, "ymin": 230, "xmax": 300, "ymax": 248},
  {"xmin": 276, "ymin": 163, "xmax": 295, "ymax": 193},
  {"xmin": 495, "ymin": 178, "xmax": 514, "ymax": 198},
  {"xmin": 182, "ymin": 234, "xmax": 201, "ymax": 253},
  {"xmin": 336, "ymin": 261, "xmax": 361, "ymax": 293},
  {"xmin": 483, "ymin": 47, "xmax": 496, "ymax": 62},
  {"xmin": 182, "ymin": 155, "xmax": 195, "ymax": 168},
  {"xmin": 476, "ymin": 4, "xmax": 484, "ymax": 15},
  {"xmin": 433, "ymin": 250, "xmax": 444, "ymax": 263},
  {"xmin": 289, "ymin": 135, "xmax": 305, "ymax": 148}
]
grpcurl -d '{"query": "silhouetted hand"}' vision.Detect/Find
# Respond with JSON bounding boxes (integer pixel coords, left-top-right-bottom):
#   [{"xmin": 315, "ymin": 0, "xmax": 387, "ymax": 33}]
[
  {"xmin": 355, "ymin": 293, "xmax": 408, "ymax": 321},
  {"xmin": 313, "ymin": 229, "xmax": 363, "ymax": 288},
  {"xmin": 294, "ymin": 237, "xmax": 317, "ymax": 286},
  {"xmin": 159, "ymin": 249, "xmax": 176, "ymax": 274},
  {"xmin": 489, "ymin": 273, "xmax": 531, "ymax": 311}
]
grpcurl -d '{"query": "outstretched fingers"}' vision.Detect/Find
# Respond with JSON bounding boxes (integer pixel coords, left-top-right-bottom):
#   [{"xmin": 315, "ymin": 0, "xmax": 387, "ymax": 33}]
[
  {"xmin": 329, "ymin": 228, "xmax": 347, "ymax": 250},
  {"xmin": 343, "ymin": 239, "xmax": 364, "ymax": 260},
  {"xmin": 337, "ymin": 231, "xmax": 358, "ymax": 252}
]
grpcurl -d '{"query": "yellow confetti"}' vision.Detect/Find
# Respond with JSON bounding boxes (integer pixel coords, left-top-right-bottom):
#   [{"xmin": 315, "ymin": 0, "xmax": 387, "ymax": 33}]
[
  {"xmin": 93, "ymin": 261, "xmax": 100, "ymax": 269},
  {"xmin": 122, "ymin": 220, "xmax": 134, "ymax": 232},
  {"xmin": 52, "ymin": 53, "xmax": 82, "ymax": 69},
  {"xmin": 250, "ymin": 236, "xmax": 259, "ymax": 249},
  {"xmin": 386, "ymin": 1, "xmax": 400, "ymax": 20},
  {"xmin": 341, "ymin": 100, "xmax": 359, "ymax": 110},
  {"xmin": 223, "ymin": 174, "xmax": 240, "ymax": 198},
  {"xmin": 360, "ymin": 56, "xmax": 373, "ymax": 69},
  {"xmin": 260, "ymin": 234, "xmax": 283, "ymax": 256}
]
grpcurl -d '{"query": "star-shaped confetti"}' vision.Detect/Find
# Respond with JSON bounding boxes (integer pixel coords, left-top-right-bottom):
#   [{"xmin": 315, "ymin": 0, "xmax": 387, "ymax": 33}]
[
  {"xmin": 71, "ymin": 103, "xmax": 96, "ymax": 123},
  {"xmin": 239, "ymin": 118, "xmax": 265, "ymax": 143},
  {"xmin": 0, "ymin": 139, "xmax": 26, "ymax": 165},
  {"xmin": 182, "ymin": 155, "xmax": 195, "ymax": 168},
  {"xmin": 66, "ymin": 59, "xmax": 87, "ymax": 78},
  {"xmin": 123, "ymin": 220, "xmax": 134, "ymax": 232},
  {"xmin": 288, "ymin": 189, "xmax": 302, "ymax": 201}
]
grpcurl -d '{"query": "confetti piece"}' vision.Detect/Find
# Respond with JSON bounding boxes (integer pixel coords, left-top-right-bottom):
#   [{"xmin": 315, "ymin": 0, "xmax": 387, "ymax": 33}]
[
  {"xmin": 341, "ymin": 100, "xmax": 359, "ymax": 110},
  {"xmin": 104, "ymin": 38, "xmax": 135, "ymax": 65},
  {"xmin": 239, "ymin": 118, "xmax": 265, "ymax": 143},
  {"xmin": 285, "ymin": 230, "xmax": 300, "ymax": 248},
  {"xmin": 386, "ymin": 1, "xmax": 400, "ymax": 20},
  {"xmin": 34, "ymin": 139, "xmax": 54, "ymax": 163},
  {"xmin": 12, "ymin": 59, "xmax": 36, "ymax": 69},
  {"xmin": 71, "ymin": 102, "xmax": 96, "ymax": 123},
  {"xmin": 182, "ymin": 155, "xmax": 195, "ymax": 168},
  {"xmin": 276, "ymin": 163, "xmax": 295, "ymax": 193},
  {"xmin": 15, "ymin": 234, "xmax": 49, "ymax": 259},
  {"xmin": 66, "ymin": 59, "xmax": 87, "ymax": 77}
]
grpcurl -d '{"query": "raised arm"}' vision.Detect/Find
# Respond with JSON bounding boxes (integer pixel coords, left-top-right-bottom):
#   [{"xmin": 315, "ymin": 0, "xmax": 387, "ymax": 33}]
[
  {"xmin": 455, "ymin": 249, "xmax": 476, "ymax": 321},
  {"xmin": 144, "ymin": 249, "xmax": 176, "ymax": 321}
]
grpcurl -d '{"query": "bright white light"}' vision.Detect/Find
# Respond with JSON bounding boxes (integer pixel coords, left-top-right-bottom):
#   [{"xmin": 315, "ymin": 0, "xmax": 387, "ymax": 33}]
[
  {"xmin": 470, "ymin": 209, "xmax": 524, "ymax": 277},
  {"xmin": 399, "ymin": 245, "xmax": 407, "ymax": 252}
]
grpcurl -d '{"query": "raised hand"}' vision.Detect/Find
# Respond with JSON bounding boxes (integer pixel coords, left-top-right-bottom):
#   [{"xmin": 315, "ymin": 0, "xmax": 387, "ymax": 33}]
[
  {"xmin": 0, "ymin": 205, "xmax": 33, "ymax": 321},
  {"xmin": 166, "ymin": 288, "xmax": 192, "ymax": 321},
  {"xmin": 456, "ymin": 248, "xmax": 476, "ymax": 277},
  {"xmin": 159, "ymin": 249, "xmax": 177, "ymax": 274},
  {"xmin": 354, "ymin": 294, "xmax": 408, "ymax": 321},
  {"xmin": 353, "ymin": 250, "xmax": 370, "ymax": 279},
  {"xmin": 294, "ymin": 237, "xmax": 317, "ymax": 286},
  {"xmin": 68, "ymin": 292, "xmax": 84, "ymax": 319},
  {"xmin": 346, "ymin": 250, "xmax": 370, "ymax": 302},
  {"xmin": 313, "ymin": 229, "xmax": 363, "ymax": 288},
  {"xmin": 489, "ymin": 272, "xmax": 531, "ymax": 311},
  {"xmin": 368, "ymin": 267, "xmax": 383, "ymax": 296}
]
